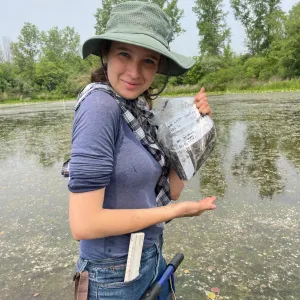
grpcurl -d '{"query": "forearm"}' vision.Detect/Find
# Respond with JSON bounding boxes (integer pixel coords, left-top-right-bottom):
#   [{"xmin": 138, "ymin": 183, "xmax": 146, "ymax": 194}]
[
  {"xmin": 70, "ymin": 189, "xmax": 217, "ymax": 240},
  {"xmin": 169, "ymin": 167, "xmax": 185, "ymax": 200},
  {"xmin": 71, "ymin": 205, "xmax": 177, "ymax": 240}
]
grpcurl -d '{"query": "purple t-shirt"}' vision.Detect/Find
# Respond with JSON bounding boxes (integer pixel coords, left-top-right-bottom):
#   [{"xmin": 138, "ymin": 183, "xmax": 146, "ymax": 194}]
[{"xmin": 68, "ymin": 91, "xmax": 164, "ymax": 260}]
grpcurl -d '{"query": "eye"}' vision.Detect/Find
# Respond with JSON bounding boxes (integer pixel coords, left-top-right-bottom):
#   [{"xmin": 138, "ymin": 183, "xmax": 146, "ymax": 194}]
[
  {"xmin": 119, "ymin": 52, "xmax": 130, "ymax": 58},
  {"xmin": 144, "ymin": 59, "xmax": 156, "ymax": 65}
]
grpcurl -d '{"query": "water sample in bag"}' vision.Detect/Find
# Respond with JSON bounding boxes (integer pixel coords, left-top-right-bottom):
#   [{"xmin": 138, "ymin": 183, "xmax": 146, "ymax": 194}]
[{"xmin": 156, "ymin": 98, "xmax": 216, "ymax": 181}]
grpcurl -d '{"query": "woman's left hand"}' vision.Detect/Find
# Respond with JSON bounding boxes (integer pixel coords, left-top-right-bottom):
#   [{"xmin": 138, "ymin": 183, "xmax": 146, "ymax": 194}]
[{"xmin": 194, "ymin": 87, "xmax": 212, "ymax": 118}]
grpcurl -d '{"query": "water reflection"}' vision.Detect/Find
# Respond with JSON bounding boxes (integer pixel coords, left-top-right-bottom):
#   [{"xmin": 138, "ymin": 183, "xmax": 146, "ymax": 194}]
[
  {"xmin": 279, "ymin": 109, "xmax": 300, "ymax": 169},
  {"xmin": 231, "ymin": 122, "xmax": 285, "ymax": 198},
  {"xmin": 0, "ymin": 104, "xmax": 74, "ymax": 167},
  {"xmin": 1, "ymin": 96, "xmax": 298, "ymax": 199},
  {"xmin": 229, "ymin": 95, "xmax": 300, "ymax": 199},
  {"xmin": 198, "ymin": 120, "xmax": 230, "ymax": 197},
  {"xmin": 0, "ymin": 93, "xmax": 300, "ymax": 299}
]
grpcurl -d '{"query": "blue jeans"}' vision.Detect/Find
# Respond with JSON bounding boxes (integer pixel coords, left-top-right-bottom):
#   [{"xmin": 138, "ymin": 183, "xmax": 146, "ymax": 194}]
[{"xmin": 75, "ymin": 237, "xmax": 172, "ymax": 299}]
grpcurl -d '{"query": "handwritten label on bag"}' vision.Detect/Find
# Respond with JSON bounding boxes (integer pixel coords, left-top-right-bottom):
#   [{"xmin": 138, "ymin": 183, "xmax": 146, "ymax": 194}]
[
  {"xmin": 165, "ymin": 105, "xmax": 213, "ymax": 151},
  {"xmin": 157, "ymin": 98, "xmax": 216, "ymax": 180}
]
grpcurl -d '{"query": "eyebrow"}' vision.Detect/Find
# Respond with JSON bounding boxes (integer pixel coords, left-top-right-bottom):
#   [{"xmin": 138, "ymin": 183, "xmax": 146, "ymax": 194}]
[{"xmin": 115, "ymin": 46, "xmax": 160, "ymax": 61}]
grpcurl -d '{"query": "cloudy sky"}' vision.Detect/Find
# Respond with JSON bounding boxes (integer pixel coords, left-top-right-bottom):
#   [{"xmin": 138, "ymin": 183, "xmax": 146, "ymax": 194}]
[{"xmin": 0, "ymin": 0, "xmax": 298, "ymax": 57}]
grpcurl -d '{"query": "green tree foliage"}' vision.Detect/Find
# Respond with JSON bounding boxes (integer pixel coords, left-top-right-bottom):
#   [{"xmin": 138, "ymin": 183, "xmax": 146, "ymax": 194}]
[
  {"xmin": 35, "ymin": 58, "xmax": 67, "ymax": 92},
  {"xmin": 41, "ymin": 26, "xmax": 80, "ymax": 61},
  {"xmin": 36, "ymin": 26, "xmax": 82, "ymax": 94},
  {"xmin": 0, "ymin": 62, "xmax": 17, "ymax": 94},
  {"xmin": 160, "ymin": 0, "xmax": 185, "ymax": 41},
  {"xmin": 11, "ymin": 23, "xmax": 41, "ymax": 78},
  {"xmin": 230, "ymin": 0, "xmax": 285, "ymax": 55},
  {"xmin": 2, "ymin": 2, "xmax": 300, "ymax": 102},
  {"xmin": 94, "ymin": 0, "xmax": 121, "ymax": 35},
  {"xmin": 280, "ymin": 2, "xmax": 300, "ymax": 77},
  {"xmin": 193, "ymin": 0, "xmax": 231, "ymax": 56},
  {"xmin": 2, "ymin": 22, "xmax": 90, "ymax": 98},
  {"xmin": 94, "ymin": 0, "xmax": 184, "ymax": 42}
]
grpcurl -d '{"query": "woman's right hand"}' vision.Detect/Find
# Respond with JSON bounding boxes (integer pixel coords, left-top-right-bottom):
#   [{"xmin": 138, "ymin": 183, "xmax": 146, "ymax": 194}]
[{"xmin": 170, "ymin": 196, "xmax": 217, "ymax": 218}]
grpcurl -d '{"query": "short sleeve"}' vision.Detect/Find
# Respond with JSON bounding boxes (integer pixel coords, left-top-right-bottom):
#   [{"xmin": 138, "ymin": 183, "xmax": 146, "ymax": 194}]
[{"xmin": 68, "ymin": 91, "xmax": 121, "ymax": 193}]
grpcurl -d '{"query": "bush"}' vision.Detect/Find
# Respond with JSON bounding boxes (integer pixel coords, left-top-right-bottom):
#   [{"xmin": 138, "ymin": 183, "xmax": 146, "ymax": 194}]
[
  {"xmin": 198, "ymin": 65, "xmax": 244, "ymax": 92},
  {"xmin": 243, "ymin": 56, "xmax": 269, "ymax": 79}
]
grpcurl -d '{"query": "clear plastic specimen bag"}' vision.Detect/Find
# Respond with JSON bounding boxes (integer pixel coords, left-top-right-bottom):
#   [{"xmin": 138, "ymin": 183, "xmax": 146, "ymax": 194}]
[{"xmin": 155, "ymin": 98, "xmax": 216, "ymax": 181}]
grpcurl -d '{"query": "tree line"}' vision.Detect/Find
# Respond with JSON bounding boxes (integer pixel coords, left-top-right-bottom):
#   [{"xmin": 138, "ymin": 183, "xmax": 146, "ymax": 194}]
[{"xmin": 1, "ymin": 0, "xmax": 300, "ymax": 101}]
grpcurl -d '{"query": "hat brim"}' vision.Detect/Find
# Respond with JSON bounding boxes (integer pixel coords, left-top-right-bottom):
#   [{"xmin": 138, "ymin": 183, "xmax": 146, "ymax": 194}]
[{"xmin": 82, "ymin": 33, "xmax": 194, "ymax": 76}]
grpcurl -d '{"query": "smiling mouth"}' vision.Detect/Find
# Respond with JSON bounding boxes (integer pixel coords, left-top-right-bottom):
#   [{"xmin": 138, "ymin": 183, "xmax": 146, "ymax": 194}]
[{"xmin": 122, "ymin": 80, "xmax": 141, "ymax": 87}]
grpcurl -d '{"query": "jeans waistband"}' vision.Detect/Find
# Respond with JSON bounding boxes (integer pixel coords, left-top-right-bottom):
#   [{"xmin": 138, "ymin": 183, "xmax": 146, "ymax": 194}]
[{"xmin": 76, "ymin": 234, "xmax": 163, "ymax": 272}]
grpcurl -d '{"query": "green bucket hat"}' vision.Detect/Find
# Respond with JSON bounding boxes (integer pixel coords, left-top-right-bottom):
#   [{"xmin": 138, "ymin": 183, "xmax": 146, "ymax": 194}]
[{"xmin": 82, "ymin": 1, "xmax": 194, "ymax": 76}]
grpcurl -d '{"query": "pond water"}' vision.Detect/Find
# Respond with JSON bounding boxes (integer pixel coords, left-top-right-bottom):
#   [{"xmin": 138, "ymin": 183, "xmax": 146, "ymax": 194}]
[{"xmin": 0, "ymin": 92, "xmax": 299, "ymax": 300}]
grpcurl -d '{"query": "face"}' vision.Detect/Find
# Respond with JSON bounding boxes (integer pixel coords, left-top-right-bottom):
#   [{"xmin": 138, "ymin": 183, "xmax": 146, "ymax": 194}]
[{"xmin": 106, "ymin": 41, "xmax": 160, "ymax": 99}]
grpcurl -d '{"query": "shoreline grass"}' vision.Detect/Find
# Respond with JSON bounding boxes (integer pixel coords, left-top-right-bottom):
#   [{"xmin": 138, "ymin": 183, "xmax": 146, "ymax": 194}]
[
  {"xmin": 162, "ymin": 87, "xmax": 300, "ymax": 98},
  {"xmin": 0, "ymin": 97, "xmax": 75, "ymax": 105},
  {"xmin": 1, "ymin": 79, "xmax": 300, "ymax": 105},
  {"xmin": 161, "ymin": 78, "xmax": 300, "ymax": 97}
]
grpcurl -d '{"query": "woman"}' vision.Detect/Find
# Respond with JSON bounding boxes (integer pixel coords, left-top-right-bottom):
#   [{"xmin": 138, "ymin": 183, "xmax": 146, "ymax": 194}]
[{"xmin": 68, "ymin": 2, "xmax": 216, "ymax": 299}]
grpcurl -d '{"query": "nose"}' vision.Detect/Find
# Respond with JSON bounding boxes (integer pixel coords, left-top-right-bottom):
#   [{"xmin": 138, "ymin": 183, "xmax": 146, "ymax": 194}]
[{"xmin": 127, "ymin": 60, "xmax": 141, "ymax": 79}]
